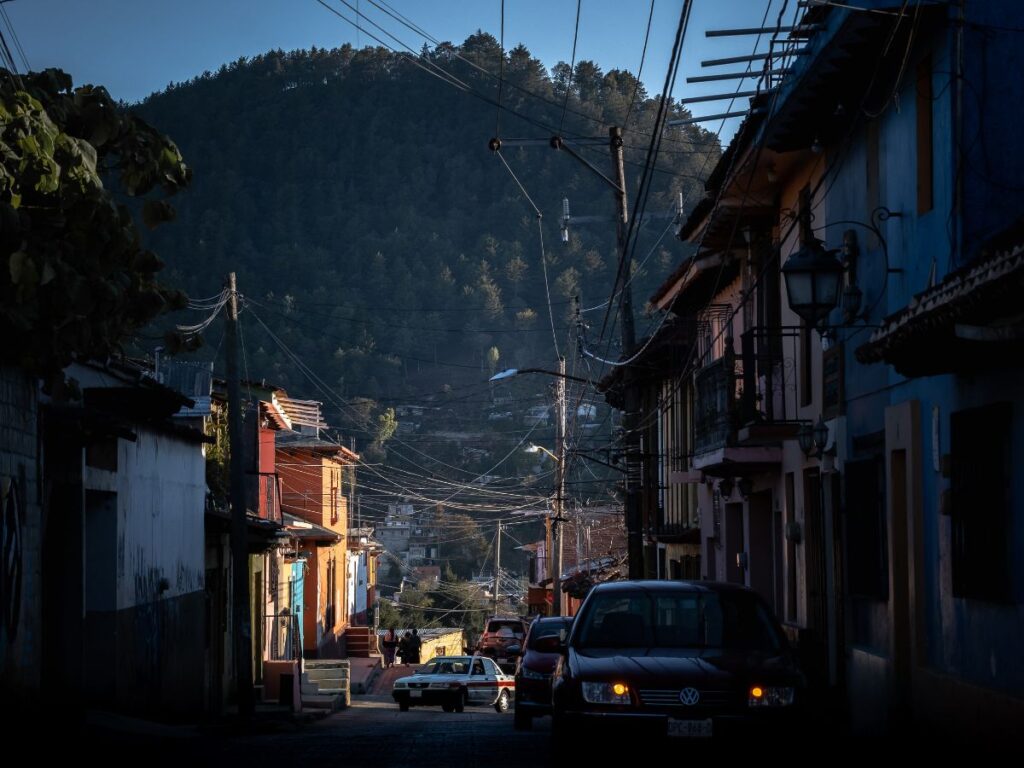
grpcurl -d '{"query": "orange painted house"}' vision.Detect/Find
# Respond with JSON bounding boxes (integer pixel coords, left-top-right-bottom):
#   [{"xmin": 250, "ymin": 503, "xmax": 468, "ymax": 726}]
[{"xmin": 276, "ymin": 434, "xmax": 358, "ymax": 658}]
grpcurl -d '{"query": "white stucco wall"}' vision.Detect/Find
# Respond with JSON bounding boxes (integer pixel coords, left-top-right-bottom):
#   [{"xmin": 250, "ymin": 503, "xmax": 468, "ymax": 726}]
[{"xmin": 84, "ymin": 428, "xmax": 206, "ymax": 609}]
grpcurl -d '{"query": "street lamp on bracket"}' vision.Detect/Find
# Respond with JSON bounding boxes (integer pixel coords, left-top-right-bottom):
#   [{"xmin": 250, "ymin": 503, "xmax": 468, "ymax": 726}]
[
  {"xmin": 490, "ymin": 361, "xmax": 584, "ymax": 617},
  {"xmin": 784, "ymin": 206, "xmax": 904, "ymax": 329},
  {"xmin": 781, "ymin": 237, "xmax": 845, "ymax": 329},
  {"xmin": 797, "ymin": 418, "xmax": 830, "ymax": 459}
]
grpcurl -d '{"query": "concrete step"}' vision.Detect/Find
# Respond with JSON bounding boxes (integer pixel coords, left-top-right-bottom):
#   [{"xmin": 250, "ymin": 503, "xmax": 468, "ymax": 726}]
[
  {"xmin": 304, "ymin": 667, "xmax": 350, "ymax": 682},
  {"xmin": 315, "ymin": 687, "xmax": 348, "ymax": 696},
  {"xmin": 305, "ymin": 659, "xmax": 351, "ymax": 669},
  {"xmin": 301, "ymin": 678, "xmax": 347, "ymax": 693},
  {"xmin": 301, "ymin": 693, "xmax": 343, "ymax": 711}
]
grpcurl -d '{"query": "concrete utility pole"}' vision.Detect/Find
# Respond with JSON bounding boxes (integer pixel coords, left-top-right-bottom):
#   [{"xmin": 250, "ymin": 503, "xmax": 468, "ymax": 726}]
[
  {"xmin": 552, "ymin": 356, "xmax": 567, "ymax": 616},
  {"xmin": 225, "ymin": 272, "xmax": 254, "ymax": 718},
  {"xmin": 493, "ymin": 519, "xmax": 502, "ymax": 614},
  {"xmin": 609, "ymin": 126, "xmax": 644, "ymax": 581}
]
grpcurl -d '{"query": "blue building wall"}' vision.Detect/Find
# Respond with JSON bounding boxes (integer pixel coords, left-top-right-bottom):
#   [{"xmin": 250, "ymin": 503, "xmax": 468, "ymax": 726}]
[{"xmin": 821, "ymin": 4, "xmax": 1024, "ymax": 701}]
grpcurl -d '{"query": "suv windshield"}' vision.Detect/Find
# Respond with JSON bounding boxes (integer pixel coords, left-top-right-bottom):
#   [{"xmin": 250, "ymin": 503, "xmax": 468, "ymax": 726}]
[
  {"xmin": 575, "ymin": 590, "xmax": 784, "ymax": 652},
  {"xmin": 486, "ymin": 620, "xmax": 524, "ymax": 636}
]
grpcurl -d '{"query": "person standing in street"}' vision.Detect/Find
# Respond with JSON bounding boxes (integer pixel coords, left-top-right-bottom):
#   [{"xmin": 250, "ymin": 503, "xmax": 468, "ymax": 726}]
[
  {"xmin": 406, "ymin": 628, "xmax": 422, "ymax": 666},
  {"xmin": 382, "ymin": 627, "xmax": 398, "ymax": 668},
  {"xmin": 398, "ymin": 631, "xmax": 411, "ymax": 666}
]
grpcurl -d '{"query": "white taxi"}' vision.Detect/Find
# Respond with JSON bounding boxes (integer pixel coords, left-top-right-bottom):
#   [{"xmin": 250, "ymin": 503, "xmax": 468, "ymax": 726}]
[{"xmin": 392, "ymin": 655, "xmax": 515, "ymax": 713}]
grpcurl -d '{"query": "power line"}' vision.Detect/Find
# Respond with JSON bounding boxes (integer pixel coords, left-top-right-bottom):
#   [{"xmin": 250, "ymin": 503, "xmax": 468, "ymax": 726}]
[
  {"xmin": 558, "ymin": 0, "xmax": 583, "ymax": 134},
  {"xmin": 624, "ymin": 0, "xmax": 657, "ymax": 130}
]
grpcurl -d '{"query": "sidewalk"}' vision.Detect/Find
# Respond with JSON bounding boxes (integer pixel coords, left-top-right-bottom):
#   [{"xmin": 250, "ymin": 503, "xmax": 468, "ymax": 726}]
[
  {"xmin": 347, "ymin": 656, "xmax": 383, "ymax": 694},
  {"xmin": 366, "ymin": 661, "xmax": 424, "ymax": 696}
]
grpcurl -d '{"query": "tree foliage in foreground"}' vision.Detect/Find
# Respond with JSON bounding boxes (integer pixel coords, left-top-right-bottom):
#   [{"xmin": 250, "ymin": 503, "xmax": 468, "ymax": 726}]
[{"xmin": 0, "ymin": 68, "xmax": 191, "ymax": 389}]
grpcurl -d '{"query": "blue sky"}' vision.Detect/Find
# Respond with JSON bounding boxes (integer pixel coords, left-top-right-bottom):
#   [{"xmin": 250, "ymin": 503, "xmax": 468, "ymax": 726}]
[{"xmin": 5, "ymin": 1, "xmax": 795, "ymax": 139}]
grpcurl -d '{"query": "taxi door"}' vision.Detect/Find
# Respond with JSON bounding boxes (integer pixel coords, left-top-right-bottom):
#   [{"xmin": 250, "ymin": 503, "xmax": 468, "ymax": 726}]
[{"xmin": 467, "ymin": 657, "xmax": 497, "ymax": 705}]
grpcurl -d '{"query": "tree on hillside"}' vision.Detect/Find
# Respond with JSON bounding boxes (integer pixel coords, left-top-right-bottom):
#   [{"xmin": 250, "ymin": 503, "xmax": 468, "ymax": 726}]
[{"xmin": 0, "ymin": 69, "xmax": 191, "ymax": 390}]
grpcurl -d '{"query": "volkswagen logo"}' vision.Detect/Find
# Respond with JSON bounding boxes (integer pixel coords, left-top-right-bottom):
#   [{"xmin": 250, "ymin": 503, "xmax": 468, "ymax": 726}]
[{"xmin": 679, "ymin": 687, "xmax": 700, "ymax": 706}]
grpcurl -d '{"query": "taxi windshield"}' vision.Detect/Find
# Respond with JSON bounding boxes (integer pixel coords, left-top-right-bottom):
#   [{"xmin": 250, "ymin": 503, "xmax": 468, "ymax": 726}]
[{"xmin": 427, "ymin": 660, "xmax": 468, "ymax": 675}]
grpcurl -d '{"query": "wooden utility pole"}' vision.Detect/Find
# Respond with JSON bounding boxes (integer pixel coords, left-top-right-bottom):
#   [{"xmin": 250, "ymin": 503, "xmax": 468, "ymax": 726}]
[
  {"xmin": 493, "ymin": 520, "xmax": 502, "ymax": 614},
  {"xmin": 225, "ymin": 272, "xmax": 254, "ymax": 718},
  {"xmin": 552, "ymin": 355, "xmax": 566, "ymax": 616},
  {"xmin": 544, "ymin": 516, "xmax": 553, "ymax": 613},
  {"xmin": 609, "ymin": 127, "xmax": 644, "ymax": 580}
]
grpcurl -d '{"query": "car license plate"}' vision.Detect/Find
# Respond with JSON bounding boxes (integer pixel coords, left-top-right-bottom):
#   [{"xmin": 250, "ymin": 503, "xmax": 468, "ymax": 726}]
[
  {"xmin": 498, "ymin": 658, "xmax": 507, "ymax": 664},
  {"xmin": 410, "ymin": 690, "xmax": 422, "ymax": 698},
  {"xmin": 667, "ymin": 719, "xmax": 712, "ymax": 739}
]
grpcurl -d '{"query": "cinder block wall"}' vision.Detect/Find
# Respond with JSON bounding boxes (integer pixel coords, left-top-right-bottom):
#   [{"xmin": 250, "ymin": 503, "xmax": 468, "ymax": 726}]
[{"xmin": 0, "ymin": 367, "xmax": 41, "ymax": 702}]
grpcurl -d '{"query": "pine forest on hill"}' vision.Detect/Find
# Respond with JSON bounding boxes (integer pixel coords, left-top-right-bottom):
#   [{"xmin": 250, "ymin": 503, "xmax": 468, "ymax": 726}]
[{"xmin": 135, "ymin": 35, "xmax": 720, "ymax": 530}]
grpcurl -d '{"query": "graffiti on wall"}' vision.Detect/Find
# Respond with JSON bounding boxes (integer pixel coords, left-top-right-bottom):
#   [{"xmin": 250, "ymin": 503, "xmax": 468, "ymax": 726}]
[{"xmin": 1, "ymin": 475, "xmax": 23, "ymax": 643}]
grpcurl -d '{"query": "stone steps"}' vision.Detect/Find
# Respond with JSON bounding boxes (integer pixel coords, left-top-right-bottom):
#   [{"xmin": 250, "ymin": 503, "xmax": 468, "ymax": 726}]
[{"xmin": 299, "ymin": 659, "xmax": 351, "ymax": 711}]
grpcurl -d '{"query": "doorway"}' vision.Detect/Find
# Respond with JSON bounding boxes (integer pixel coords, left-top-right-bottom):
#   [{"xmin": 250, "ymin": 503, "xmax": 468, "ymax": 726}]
[
  {"xmin": 748, "ymin": 491, "xmax": 773, "ymax": 605},
  {"xmin": 725, "ymin": 503, "xmax": 745, "ymax": 585}
]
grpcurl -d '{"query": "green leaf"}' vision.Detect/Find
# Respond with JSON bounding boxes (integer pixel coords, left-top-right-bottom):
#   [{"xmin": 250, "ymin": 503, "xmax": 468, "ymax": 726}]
[
  {"xmin": 9, "ymin": 251, "xmax": 36, "ymax": 284},
  {"xmin": 142, "ymin": 199, "xmax": 176, "ymax": 230}
]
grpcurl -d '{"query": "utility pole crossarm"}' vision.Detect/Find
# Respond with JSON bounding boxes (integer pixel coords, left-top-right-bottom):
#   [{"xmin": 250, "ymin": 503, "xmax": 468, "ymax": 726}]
[{"xmin": 550, "ymin": 136, "xmax": 625, "ymax": 195}]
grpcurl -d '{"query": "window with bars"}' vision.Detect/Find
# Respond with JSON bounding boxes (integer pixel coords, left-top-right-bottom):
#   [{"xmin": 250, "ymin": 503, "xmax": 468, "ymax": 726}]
[
  {"xmin": 951, "ymin": 402, "xmax": 1012, "ymax": 603},
  {"xmin": 845, "ymin": 456, "xmax": 888, "ymax": 600}
]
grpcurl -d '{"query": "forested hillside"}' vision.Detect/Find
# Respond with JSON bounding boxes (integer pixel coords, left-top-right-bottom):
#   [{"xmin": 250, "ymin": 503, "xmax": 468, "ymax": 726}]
[{"xmin": 136, "ymin": 34, "xmax": 718, "ymax": 459}]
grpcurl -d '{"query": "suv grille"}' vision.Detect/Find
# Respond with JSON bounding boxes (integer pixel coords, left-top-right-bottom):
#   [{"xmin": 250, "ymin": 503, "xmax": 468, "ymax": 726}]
[{"xmin": 637, "ymin": 689, "xmax": 733, "ymax": 708}]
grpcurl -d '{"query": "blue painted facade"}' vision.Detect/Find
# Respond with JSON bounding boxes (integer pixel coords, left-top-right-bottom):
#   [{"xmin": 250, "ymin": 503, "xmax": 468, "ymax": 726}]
[
  {"xmin": 655, "ymin": 0, "xmax": 1024, "ymax": 741},
  {"xmin": 787, "ymin": 1, "xmax": 1024, "ymax": 733}
]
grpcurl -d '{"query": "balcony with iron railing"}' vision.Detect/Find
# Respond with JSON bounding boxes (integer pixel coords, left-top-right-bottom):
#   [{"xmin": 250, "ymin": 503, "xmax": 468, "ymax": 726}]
[
  {"xmin": 256, "ymin": 473, "xmax": 283, "ymax": 524},
  {"xmin": 693, "ymin": 343, "xmax": 740, "ymax": 455},
  {"xmin": 736, "ymin": 325, "xmax": 806, "ymax": 444},
  {"xmin": 691, "ymin": 327, "xmax": 801, "ymax": 473}
]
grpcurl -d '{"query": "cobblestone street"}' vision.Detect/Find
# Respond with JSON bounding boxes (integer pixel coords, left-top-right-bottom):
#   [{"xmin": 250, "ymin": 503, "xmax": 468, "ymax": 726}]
[{"xmin": 72, "ymin": 692, "xmax": 556, "ymax": 768}]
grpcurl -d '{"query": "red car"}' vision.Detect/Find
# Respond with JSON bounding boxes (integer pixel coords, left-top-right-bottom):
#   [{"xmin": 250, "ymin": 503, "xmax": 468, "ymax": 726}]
[
  {"xmin": 476, "ymin": 616, "xmax": 529, "ymax": 673},
  {"xmin": 513, "ymin": 616, "xmax": 573, "ymax": 730}
]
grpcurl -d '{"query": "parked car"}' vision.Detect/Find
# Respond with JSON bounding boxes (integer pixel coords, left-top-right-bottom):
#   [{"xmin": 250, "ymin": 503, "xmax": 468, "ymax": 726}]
[
  {"xmin": 392, "ymin": 655, "xmax": 514, "ymax": 713},
  {"xmin": 476, "ymin": 615, "xmax": 529, "ymax": 673},
  {"xmin": 550, "ymin": 580, "xmax": 805, "ymax": 743},
  {"xmin": 513, "ymin": 616, "xmax": 573, "ymax": 730}
]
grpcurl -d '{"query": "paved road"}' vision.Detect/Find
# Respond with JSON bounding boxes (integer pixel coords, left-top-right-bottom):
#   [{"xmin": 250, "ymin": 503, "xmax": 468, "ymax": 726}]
[
  {"xmin": 74, "ymin": 694, "xmax": 557, "ymax": 768},
  {"xmin": 222, "ymin": 694, "xmax": 553, "ymax": 766}
]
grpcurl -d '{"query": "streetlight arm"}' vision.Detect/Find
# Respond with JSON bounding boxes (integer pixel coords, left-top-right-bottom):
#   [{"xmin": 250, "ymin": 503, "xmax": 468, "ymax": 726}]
[
  {"xmin": 492, "ymin": 367, "xmax": 591, "ymax": 385},
  {"xmin": 527, "ymin": 443, "xmax": 560, "ymax": 463}
]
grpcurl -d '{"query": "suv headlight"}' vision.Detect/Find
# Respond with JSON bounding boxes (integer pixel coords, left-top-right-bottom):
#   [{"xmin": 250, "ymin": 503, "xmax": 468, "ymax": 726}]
[
  {"xmin": 582, "ymin": 681, "xmax": 631, "ymax": 705},
  {"xmin": 748, "ymin": 686, "xmax": 795, "ymax": 707}
]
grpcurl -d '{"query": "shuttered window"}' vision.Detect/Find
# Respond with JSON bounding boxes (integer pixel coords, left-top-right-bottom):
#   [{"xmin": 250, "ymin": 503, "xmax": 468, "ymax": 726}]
[
  {"xmin": 845, "ymin": 456, "xmax": 888, "ymax": 600},
  {"xmin": 951, "ymin": 403, "xmax": 1012, "ymax": 602}
]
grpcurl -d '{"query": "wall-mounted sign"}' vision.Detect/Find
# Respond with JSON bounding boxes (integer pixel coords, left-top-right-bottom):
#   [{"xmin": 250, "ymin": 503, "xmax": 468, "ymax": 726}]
[{"xmin": 822, "ymin": 343, "xmax": 844, "ymax": 419}]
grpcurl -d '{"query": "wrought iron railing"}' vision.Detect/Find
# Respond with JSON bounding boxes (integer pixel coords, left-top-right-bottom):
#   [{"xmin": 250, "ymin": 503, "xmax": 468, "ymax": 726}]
[
  {"xmin": 258, "ymin": 474, "xmax": 282, "ymax": 523},
  {"xmin": 738, "ymin": 325, "xmax": 803, "ymax": 426},
  {"xmin": 693, "ymin": 349, "xmax": 738, "ymax": 454},
  {"xmin": 265, "ymin": 612, "xmax": 302, "ymax": 664}
]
